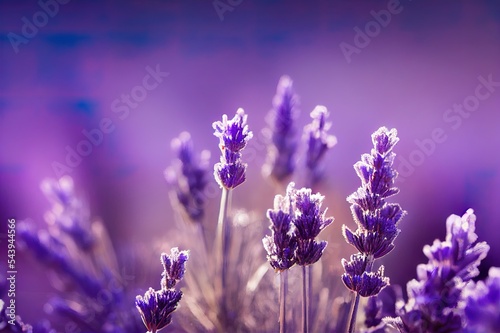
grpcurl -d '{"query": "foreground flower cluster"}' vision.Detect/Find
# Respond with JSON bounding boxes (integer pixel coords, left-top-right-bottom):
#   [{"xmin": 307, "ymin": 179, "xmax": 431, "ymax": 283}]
[{"xmin": 3, "ymin": 76, "xmax": 498, "ymax": 333}]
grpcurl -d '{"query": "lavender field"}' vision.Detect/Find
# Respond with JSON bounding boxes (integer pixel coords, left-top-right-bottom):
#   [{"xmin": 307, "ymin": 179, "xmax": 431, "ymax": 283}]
[{"xmin": 1, "ymin": 1, "xmax": 499, "ymax": 332}]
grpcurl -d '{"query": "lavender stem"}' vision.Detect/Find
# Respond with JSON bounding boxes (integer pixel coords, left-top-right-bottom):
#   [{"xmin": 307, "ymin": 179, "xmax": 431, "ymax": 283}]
[
  {"xmin": 347, "ymin": 292, "xmax": 360, "ymax": 333},
  {"xmin": 216, "ymin": 187, "xmax": 230, "ymax": 312},
  {"xmin": 302, "ymin": 265, "xmax": 309, "ymax": 333},
  {"xmin": 280, "ymin": 270, "xmax": 288, "ymax": 333}
]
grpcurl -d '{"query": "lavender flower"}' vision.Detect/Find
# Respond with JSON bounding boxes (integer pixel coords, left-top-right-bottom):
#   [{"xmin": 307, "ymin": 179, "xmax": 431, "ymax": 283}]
[
  {"xmin": 161, "ymin": 247, "xmax": 189, "ymax": 289},
  {"xmin": 263, "ymin": 75, "xmax": 299, "ymax": 182},
  {"xmin": 388, "ymin": 209, "xmax": 490, "ymax": 333},
  {"xmin": 40, "ymin": 176, "xmax": 94, "ymax": 250},
  {"xmin": 213, "ymin": 108, "xmax": 253, "ymax": 189},
  {"xmin": 293, "ymin": 185, "xmax": 334, "ymax": 266},
  {"xmin": 341, "ymin": 127, "xmax": 404, "ymax": 333},
  {"xmin": 165, "ymin": 132, "xmax": 211, "ymax": 222},
  {"xmin": 136, "ymin": 249, "xmax": 189, "ymax": 333},
  {"xmin": 464, "ymin": 267, "xmax": 500, "ymax": 332},
  {"xmin": 262, "ymin": 183, "xmax": 297, "ymax": 271},
  {"xmin": 303, "ymin": 105, "xmax": 337, "ymax": 186}
]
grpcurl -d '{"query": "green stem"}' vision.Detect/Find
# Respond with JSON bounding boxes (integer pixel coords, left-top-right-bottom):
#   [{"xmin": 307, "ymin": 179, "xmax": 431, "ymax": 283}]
[{"xmin": 280, "ymin": 270, "xmax": 288, "ymax": 333}]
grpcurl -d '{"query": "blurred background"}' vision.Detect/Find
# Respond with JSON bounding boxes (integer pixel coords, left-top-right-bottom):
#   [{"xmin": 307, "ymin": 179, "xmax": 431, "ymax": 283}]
[{"xmin": 1, "ymin": 0, "xmax": 499, "ymax": 328}]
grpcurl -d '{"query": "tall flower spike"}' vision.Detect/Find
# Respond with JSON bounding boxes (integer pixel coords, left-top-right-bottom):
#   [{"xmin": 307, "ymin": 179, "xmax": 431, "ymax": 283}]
[
  {"xmin": 342, "ymin": 127, "xmax": 404, "ymax": 333},
  {"xmin": 303, "ymin": 105, "xmax": 337, "ymax": 186},
  {"xmin": 165, "ymin": 132, "xmax": 210, "ymax": 222},
  {"xmin": 388, "ymin": 209, "xmax": 490, "ymax": 333},
  {"xmin": 213, "ymin": 108, "xmax": 253, "ymax": 189},
  {"xmin": 262, "ymin": 182, "xmax": 297, "ymax": 271},
  {"xmin": 263, "ymin": 75, "xmax": 299, "ymax": 182}
]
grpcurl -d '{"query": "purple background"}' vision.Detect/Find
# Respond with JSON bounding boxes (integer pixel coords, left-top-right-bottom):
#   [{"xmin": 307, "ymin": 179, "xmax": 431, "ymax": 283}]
[{"xmin": 1, "ymin": 0, "xmax": 499, "ymax": 326}]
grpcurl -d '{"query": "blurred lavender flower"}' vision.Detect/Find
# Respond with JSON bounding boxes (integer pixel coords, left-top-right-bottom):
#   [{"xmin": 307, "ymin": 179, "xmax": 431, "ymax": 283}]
[
  {"xmin": 136, "ymin": 248, "xmax": 188, "ymax": 333},
  {"xmin": 362, "ymin": 285, "xmax": 404, "ymax": 333},
  {"xmin": 387, "ymin": 209, "xmax": 490, "ymax": 333},
  {"xmin": 213, "ymin": 108, "xmax": 253, "ymax": 189},
  {"xmin": 262, "ymin": 182, "xmax": 297, "ymax": 272},
  {"xmin": 464, "ymin": 267, "xmax": 500, "ymax": 332},
  {"xmin": 262, "ymin": 75, "xmax": 299, "ymax": 183},
  {"xmin": 18, "ymin": 177, "xmax": 144, "ymax": 333},
  {"xmin": 341, "ymin": 127, "xmax": 405, "ymax": 333},
  {"xmin": 165, "ymin": 132, "xmax": 211, "ymax": 222},
  {"xmin": 161, "ymin": 247, "xmax": 189, "ymax": 289},
  {"xmin": 40, "ymin": 176, "xmax": 94, "ymax": 250},
  {"xmin": 303, "ymin": 105, "xmax": 337, "ymax": 187}
]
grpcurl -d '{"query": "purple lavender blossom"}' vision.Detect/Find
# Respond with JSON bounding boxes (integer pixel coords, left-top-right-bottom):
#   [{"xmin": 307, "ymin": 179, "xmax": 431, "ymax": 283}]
[
  {"xmin": 464, "ymin": 267, "xmax": 500, "ymax": 332},
  {"xmin": 263, "ymin": 75, "xmax": 299, "ymax": 182},
  {"xmin": 136, "ymin": 249, "xmax": 188, "ymax": 332},
  {"xmin": 303, "ymin": 105, "xmax": 337, "ymax": 186},
  {"xmin": 161, "ymin": 247, "xmax": 190, "ymax": 289},
  {"xmin": 40, "ymin": 176, "xmax": 94, "ymax": 250},
  {"xmin": 341, "ymin": 254, "xmax": 389, "ymax": 298},
  {"xmin": 213, "ymin": 108, "xmax": 253, "ymax": 189},
  {"xmin": 165, "ymin": 132, "xmax": 210, "ymax": 222},
  {"xmin": 135, "ymin": 288, "xmax": 183, "ymax": 333},
  {"xmin": 388, "ymin": 209, "xmax": 490, "ymax": 333},
  {"xmin": 262, "ymin": 182, "xmax": 297, "ymax": 271},
  {"xmin": 341, "ymin": 127, "xmax": 404, "ymax": 297},
  {"xmin": 292, "ymin": 185, "xmax": 334, "ymax": 266}
]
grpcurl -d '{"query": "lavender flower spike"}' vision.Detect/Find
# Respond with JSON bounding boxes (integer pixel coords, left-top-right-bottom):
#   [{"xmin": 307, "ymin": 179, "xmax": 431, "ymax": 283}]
[
  {"xmin": 262, "ymin": 182, "xmax": 297, "ymax": 271},
  {"xmin": 161, "ymin": 247, "xmax": 189, "ymax": 289},
  {"xmin": 303, "ymin": 105, "xmax": 337, "ymax": 186},
  {"xmin": 165, "ymin": 132, "xmax": 210, "ymax": 222},
  {"xmin": 342, "ymin": 127, "xmax": 404, "ymax": 333},
  {"xmin": 135, "ymin": 288, "xmax": 182, "ymax": 333},
  {"xmin": 213, "ymin": 108, "xmax": 253, "ymax": 189},
  {"xmin": 293, "ymin": 184, "xmax": 334, "ymax": 266},
  {"xmin": 136, "ymin": 248, "xmax": 189, "ymax": 332},
  {"xmin": 263, "ymin": 75, "xmax": 298, "ymax": 182},
  {"xmin": 388, "ymin": 209, "xmax": 490, "ymax": 333}
]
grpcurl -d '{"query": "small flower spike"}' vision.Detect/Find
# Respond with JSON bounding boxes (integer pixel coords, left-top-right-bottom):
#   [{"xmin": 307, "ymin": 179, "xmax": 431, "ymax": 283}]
[
  {"xmin": 389, "ymin": 209, "xmax": 490, "ymax": 333},
  {"xmin": 262, "ymin": 183, "xmax": 298, "ymax": 271},
  {"xmin": 135, "ymin": 288, "xmax": 183, "ymax": 333},
  {"xmin": 292, "ymin": 185, "xmax": 334, "ymax": 266},
  {"xmin": 136, "ymin": 248, "xmax": 189, "ymax": 332},
  {"xmin": 161, "ymin": 247, "xmax": 190, "ymax": 289},
  {"xmin": 166, "ymin": 132, "xmax": 210, "ymax": 222},
  {"xmin": 213, "ymin": 108, "xmax": 253, "ymax": 189},
  {"xmin": 303, "ymin": 105, "xmax": 337, "ymax": 185},
  {"xmin": 263, "ymin": 75, "xmax": 299, "ymax": 182},
  {"xmin": 341, "ymin": 254, "xmax": 389, "ymax": 297}
]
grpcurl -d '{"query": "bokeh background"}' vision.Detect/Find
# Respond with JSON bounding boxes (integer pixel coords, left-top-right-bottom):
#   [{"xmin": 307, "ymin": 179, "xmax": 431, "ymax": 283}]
[{"xmin": 1, "ymin": 0, "xmax": 499, "ymax": 328}]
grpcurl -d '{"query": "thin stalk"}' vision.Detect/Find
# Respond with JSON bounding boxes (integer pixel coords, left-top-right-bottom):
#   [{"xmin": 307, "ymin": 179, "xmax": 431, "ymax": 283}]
[
  {"xmin": 347, "ymin": 292, "xmax": 360, "ymax": 333},
  {"xmin": 302, "ymin": 265, "xmax": 309, "ymax": 333},
  {"xmin": 215, "ymin": 187, "xmax": 230, "ymax": 316},
  {"xmin": 279, "ymin": 270, "xmax": 288, "ymax": 333}
]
